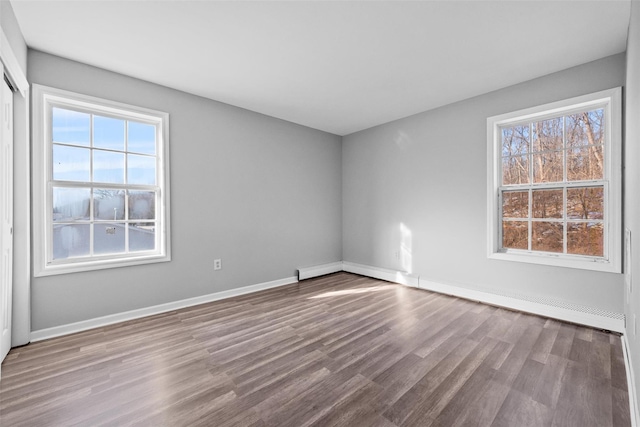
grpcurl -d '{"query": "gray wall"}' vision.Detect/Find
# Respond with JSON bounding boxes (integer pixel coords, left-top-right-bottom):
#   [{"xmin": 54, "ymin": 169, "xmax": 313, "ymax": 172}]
[
  {"xmin": 625, "ymin": 0, "xmax": 640, "ymax": 416},
  {"xmin": 343, "ymin": 53, "xmax": 625, "ymax": 314},
  {"xmin": 28, "ymin": 50, "xmax": 342, "ymax": 331},
  {"xmin": 0, "ymin": 1, "xmax": 27, "ymax": 75}
]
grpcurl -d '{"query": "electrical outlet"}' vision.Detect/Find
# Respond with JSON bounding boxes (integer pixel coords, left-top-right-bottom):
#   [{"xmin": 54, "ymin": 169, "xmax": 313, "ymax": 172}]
[
  {"xmin": 214, "ymin": 259, "xmax": 222, "ymax": 270},
  {"xmin": 395, "ymin": 251, "xmax": 400, "ymax": 261}
]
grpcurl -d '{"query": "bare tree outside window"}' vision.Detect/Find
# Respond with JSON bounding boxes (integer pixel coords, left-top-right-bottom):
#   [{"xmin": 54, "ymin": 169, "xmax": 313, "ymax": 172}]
[{"xmin": 500, "ymin": 108, "xmax": 605, "ymax": 256}]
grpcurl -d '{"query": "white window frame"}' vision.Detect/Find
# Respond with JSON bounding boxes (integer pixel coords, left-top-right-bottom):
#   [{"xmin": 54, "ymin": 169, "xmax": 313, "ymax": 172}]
[
  {"xmin": 487, "ymin": 87, "xmax": 621, "ymax": 273},
  {"xmin": 33, "ymin": 84, "xmax": 171, "ymax": 276}
]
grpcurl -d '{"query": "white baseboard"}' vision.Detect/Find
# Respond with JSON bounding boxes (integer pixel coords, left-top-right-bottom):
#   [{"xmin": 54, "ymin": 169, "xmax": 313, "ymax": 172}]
[
  {"xmin": 419, "ymin": 278, "xmax": 625, "ymax": 333},
  {"xmin": 332, "ymin": 260, "xmax": 624, "ymax": 333},
  {"xmin": 342, "ymin": 261, "xmax": 419, "ymax": 287},
  {"xmin": 298, "ymin": 262, "xmax": 344, "ymax": 280},
  {"xmin": 30, "ymin": 276, "xmax": 298, "ymax": 342},
  {"xmin": 29, "ymin": 259, "xmax": 627, "ymax": 342},
  {"xmin": 623, "ymin": 334, "xmax": 640, "ymax": 427}
]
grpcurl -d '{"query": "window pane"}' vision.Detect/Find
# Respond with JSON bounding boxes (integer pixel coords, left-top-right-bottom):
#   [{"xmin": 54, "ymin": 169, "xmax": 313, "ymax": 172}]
[
  {"xmin": 532, "ymin": 118, "xmax": 563, "ymax": 152},
  {"xmin": 93, "ymin": 223, "xmax": 126, "ymax": 255},
  {"xmin": 567, "ymin": 222, "xmax": 603, "ymax": 257},
  {"xmin": 52, "ymin": 107, "xmax": 90, "ymax": 147},
  {"xmin": 501, "ymin": 125, "xmax": 529, "ymax": 157},
  {"xmin": 128, "ymin": 122, "xmax": 156, "ymax": 155},
  {"xmin": 566, "ymin": 109, "xmax": 604, "ymax": 148},
  {"xmin": 567, "ymin": 146, "xmax": 603, "ymax": 181},
  {"xmin": 128, "ymin": 191, "xmax": 155, "ymax": 220},
  {"xmin": 94, "ymin": 115, "xmax": 125, "ymax": 151},
  {"xmin": 128, "ymin": 154, "xmax": 156, "ymax": 185},
  {"xmin": 532, "ymin": 151, "xmax": 563, "ymax": 183},
  {"xmin": 567, "ymin": 187, "xmax": 604, "ymax": 220},
  {"xmin": 53, "ymin": 144, "xmax": 91, "ymax": 182},
  {"xmin": 93, "ymin": 150, "xmax": 125, "ymax": 184},
  {"xmin": 502, "ymin": 155, "xmax": 529, "ymax": 185},
  {"xmin": 53, "ymin": 187, "xmax": 90, "ymax": 222},
  {"xmin": 502, "ymin": 221, "xmax": 528, "ymax": 250},
  {"xmin": 94, "ymin": 189, "xmax": 125, "ymax": 220},
  {"xmin": 532, "ymin": 222, "xmax": 563, "ymax": 253},
  {"xmin": 129, "ymin": 223, "xmax": 155, "ymax": 252},
  {"xmin": 53, "ymin": 224, "xmax": 90, "ymax": 260},
  {"xmin": 532, "ymin": 189, "xmax": 563, "ymax": 219},
  {"xmin": 502, "ymin": 191, "xmax": 528, "ymax": 218}
]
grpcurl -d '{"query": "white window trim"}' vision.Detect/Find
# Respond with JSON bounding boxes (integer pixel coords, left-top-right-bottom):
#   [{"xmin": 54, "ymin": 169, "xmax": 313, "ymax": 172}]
[
  {"xmin": 32, "ymin": 84, "xmax": 171, "ymax": 276},
  {"xmin": 486, "ymin": 87, "xmax": 621, "ymax": 273}
]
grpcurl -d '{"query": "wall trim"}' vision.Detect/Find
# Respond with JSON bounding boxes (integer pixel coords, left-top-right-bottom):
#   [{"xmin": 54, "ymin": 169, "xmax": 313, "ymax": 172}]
[
  {"xmin": 333, "ymin": 261, "xmax": 624, "ymax": 333},
  {"xmin": 419, "ymin": 278, "xmax": 625, "ymax": 333},
  {"xmin": 342, "ymin": 261, "xmax": 419, "ymax": 287},
  {"xmin": 0, "ymin": 28, "xmax": 28, "ymax": 95},
  {"xmin": 10, "ymin": 90, "xmax": 30, "ymax": 347},
  {"xmin": 29, "ymin": 260, "xmax": 627, "ymax": 341},
  {"xmin": 623, "ymin": 334, "xmax": 640, "ymax": 427},
  {"xmin": 30, "ymin": 275, "xmax": 298, "ymax": 342},
  {"xmin": 298, "ymin": 261, "xmax": 343, "ymax": 280}
]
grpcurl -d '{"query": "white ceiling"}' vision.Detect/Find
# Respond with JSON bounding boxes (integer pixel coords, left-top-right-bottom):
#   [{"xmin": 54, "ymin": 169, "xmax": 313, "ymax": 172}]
[{"xmin": 10, "ymin": 0, "xmax": 631, "ymax": 136}]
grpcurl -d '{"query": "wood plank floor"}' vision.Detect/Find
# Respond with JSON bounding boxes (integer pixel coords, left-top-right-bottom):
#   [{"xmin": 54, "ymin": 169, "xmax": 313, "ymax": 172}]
[{"xmin": 0, "ymin": 272, "xmax": 631, "ymax": 426}]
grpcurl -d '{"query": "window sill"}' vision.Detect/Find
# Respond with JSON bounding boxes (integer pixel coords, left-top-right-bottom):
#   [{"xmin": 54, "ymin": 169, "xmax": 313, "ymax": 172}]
[
  {"xmin": 488, "ymin": 250, "xmax": 620, "ymax": 273},
  {"xmin": 34, "ymin": 253, "xmax": 171, "ymax": 277}
]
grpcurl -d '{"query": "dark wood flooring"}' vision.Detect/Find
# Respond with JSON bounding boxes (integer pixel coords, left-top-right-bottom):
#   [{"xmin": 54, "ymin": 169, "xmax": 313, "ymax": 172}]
[{"xmin": 0, "ymin": 272, "xmax": 632, "ymax": 426}]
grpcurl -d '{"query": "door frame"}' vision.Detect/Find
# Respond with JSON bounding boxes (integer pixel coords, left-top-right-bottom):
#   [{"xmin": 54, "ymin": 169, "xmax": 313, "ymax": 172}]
[
  {"xmin": 1, "ymin": 71, "xmax": 13, "ymax": 365},
  {"xmin": 0, "ymin": 27, "xmax": 30, "ymax": 356}
]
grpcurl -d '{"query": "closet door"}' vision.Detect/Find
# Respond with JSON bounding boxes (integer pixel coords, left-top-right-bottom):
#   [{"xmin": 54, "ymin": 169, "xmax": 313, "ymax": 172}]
[{"xmin": 0, "ymin": 74, "xmax": 14, "ymax": 366}]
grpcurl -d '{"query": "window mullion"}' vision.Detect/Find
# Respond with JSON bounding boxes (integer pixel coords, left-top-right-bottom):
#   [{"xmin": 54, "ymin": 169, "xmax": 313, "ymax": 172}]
[
  {"xmin": 563, "ymin": 187, "xmax": 568, "ymax": 254},
  {"xmin": 124, "ymin": 120, "xmax": 129, "ymax": 185},
  {"xmin": 529, "ymin": 122, "xmax": 533, "ymax": 185},
  {"xmin": 604, "ymin": 181, "xmax": 610, "ymax": 260},
  {"xmin": 124, "ymin": 121, "xmax": 129, "ymax": 254},
  {"xmin": 497, "ymin": 190, "xmax": 502, "ymax": 250},
  {"xmin": 562, "ymin": 115, "xmax": 567, "ymax": 183},
  {"xmin": 125, "ymin": 188, "xmax": 130, "ymax": 255},
  {"xmin": 504, "ymin": 180, "xmax": 605, "ymax": 191},
  {"xmin": 89, "ymin": 200, "xmax": 95, "ymax": 257},
  {"xmin": 50, "ymin": 180, "xmax": 157, "ymax": 191},
  {"xmin": 89, "ymin": 113, "xmax": 94, "ymax": 257},
  {"xmin": 528, "ymin": 122, "xmax": 533, "ymax": 252},
  {"xmin": 528, "ymin": 188, "xmax": 532, "ymax": 251},
  {"xmin": 562, "ymin": 116, "xmax": 567, "ymax": 255}
]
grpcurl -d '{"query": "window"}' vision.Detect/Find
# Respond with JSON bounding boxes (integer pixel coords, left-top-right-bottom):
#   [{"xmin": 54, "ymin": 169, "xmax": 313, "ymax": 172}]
[
  {"xmin": 487, "ymin": 88, "xmax": 621, "ymax": 272},
  {"xmin": 33, "ymin": 85, "xmax": 170, "ymax": 276}
]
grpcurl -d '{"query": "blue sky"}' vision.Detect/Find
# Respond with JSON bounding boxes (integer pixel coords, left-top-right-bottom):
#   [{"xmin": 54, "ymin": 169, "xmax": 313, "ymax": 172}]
[{"xmin": 52, "ymin": 107, "xmax": 157, "ymax": 184}]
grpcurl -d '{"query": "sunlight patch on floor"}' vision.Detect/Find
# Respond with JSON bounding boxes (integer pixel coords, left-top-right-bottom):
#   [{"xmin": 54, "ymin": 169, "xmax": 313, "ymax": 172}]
[{"xmin": 308, "ymin": 285, "xmax": 396, "ymax": 299}]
